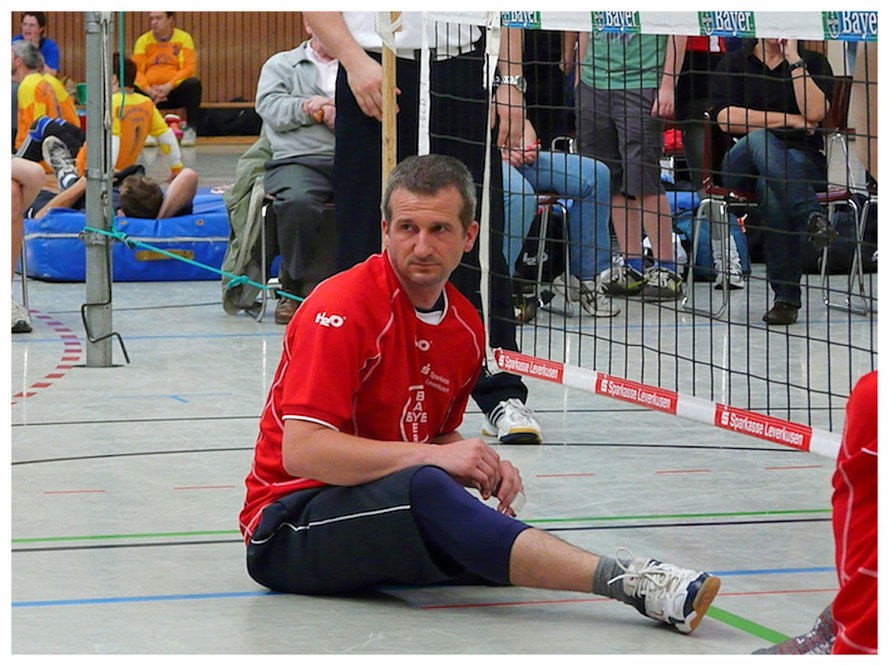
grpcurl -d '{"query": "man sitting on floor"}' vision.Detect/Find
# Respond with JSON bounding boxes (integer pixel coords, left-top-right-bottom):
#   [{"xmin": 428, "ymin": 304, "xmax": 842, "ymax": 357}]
[{"xmin": 239, "ymin": 153, "xmax": 721, "ymax": 636}]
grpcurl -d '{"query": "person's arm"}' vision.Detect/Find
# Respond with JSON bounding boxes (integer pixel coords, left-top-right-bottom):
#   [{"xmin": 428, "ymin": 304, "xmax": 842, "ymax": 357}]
[
  {"xmin": 783, "ymin": 40, "xmax": 830, "ymax": 124},
  {"xmin": 494, "ymin": 26, "xmax": 525, "ymax": 150},
  {"xmin": 157, "ymin": 167, "xmax": 197, "ymax": 219},
  {"xmin": 281, "ymin": 419, "xmax": 504, "ymax": 497},
  {"xmin": 34, "ymin": 177, "xmax": 87, "ymax": 219},
  {"xmin": 42, "ymin": 39, "xmax": 60, "ymax": 75},
  {"xmin": 255, "ymin": 54, "xmax": 316, "ymax": 130},
  {"xmin": 651, "ymin": 34, "xmax": 687, "ymax": 119},
  {"xmin": 131, "ymin": 34, "xmax": 150, "ymax": 91},
  {"xmin": 577, "ymin": 31, "xmax": 590, "ymax": 87},
  {"xmin": 155, "ymin": 127, "xmax": 184, "ymax": 179},
  {"xmin": 304, "ymin": 12, "xmax": 393, "ymax": 121}
]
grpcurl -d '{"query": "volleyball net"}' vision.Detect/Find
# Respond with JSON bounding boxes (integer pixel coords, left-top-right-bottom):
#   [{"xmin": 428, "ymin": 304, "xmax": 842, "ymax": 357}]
[{"xmin": 417, "ymin": 11, "xmax": 877, "ymax": 457}]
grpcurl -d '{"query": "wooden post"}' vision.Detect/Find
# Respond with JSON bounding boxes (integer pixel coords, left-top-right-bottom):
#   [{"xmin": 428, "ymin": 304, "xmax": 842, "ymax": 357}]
[{"xmin": 381, "ymin": 12, "xmax": 401, "ymax": 249}]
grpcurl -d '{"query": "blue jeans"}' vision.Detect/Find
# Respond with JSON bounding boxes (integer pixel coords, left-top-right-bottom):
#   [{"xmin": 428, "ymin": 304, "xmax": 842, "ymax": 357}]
[
  {"xmin": 502, "ymin": 151, "xmax": 612, "ymax": 281},
  {"xmin": 721, "ymin": 129, "xmax": 826, "ymax": 307}
]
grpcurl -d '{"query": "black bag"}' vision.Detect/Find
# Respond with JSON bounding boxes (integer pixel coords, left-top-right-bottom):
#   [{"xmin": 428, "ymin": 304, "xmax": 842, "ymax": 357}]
[
  {"xmin": 513, "ymin": 204, "xmax": 568, "ymax": 284},
  {"xmin": 198, "ymin": 98, "xmax": 262, "ymax": 137},
  {"xmin": 803, "ymin": 194, "xmax": 877, "ymax": 274}
]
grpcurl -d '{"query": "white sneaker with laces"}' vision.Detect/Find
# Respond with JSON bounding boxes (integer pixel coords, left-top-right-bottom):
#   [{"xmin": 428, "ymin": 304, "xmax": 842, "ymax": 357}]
[
  {"xmin": 608, "ymin": 548, "xmax": 721, "ymax": 634},
  {"xmin": 578, "ymin": 278, "xmax": 620, "ymax": 317},
  {"xmin": 12, "ymin": 298, "xmax": 32, "ymax": 333},
  {"xmin": 600, "ymin": 264, "xmax": 645, "ymax": 296},
  {"xmin": 41, "ymin": 136, "xmax": 79, "ymax": 190},
  {"xmin": 641, "ymin": 266, "xmax": 683, "ymax": 301},
  {"xmin": 481, "ymin": 398, "xmax": 542, "ymax": 444}
]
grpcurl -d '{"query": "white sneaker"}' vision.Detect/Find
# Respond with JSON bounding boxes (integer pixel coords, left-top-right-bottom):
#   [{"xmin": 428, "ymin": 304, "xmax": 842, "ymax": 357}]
[
  {"xmin": 712, "ymin": 236, "xmax": 744, "ymax": 290},
  {"xmin": 180, "ymin": 124, "xmax": 197, "ymax": 147},
  {"xmin": 481, "ymin": 398, "xmax": 542, "ymax": 444},
  {"xmin": 599, "ymin": 264, "xmax": 645, "ymax": 296},
  {"xmin": 608, "ymin": 548, "xmax": 721, "ymax": 634},
  {"xmin": 12, "ymin": 298, "xmax": 32, "ymax": 333},
  {"xmin": 41, "ymin": 136, "xmax": 79, "ymax": 190},
  {"xmin": 641, "ymin": 266, "xmax": 683, "ymax": 301},
  {"xmin": 578, "ymin": 278, "xmax": 620, "ymax": 317}
]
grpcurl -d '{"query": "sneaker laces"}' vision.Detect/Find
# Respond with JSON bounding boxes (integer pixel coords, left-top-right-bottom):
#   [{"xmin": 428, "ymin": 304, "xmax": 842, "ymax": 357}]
[{"xmin": 607, "ymin": 547, "xmax": 680, "ymax": 599}]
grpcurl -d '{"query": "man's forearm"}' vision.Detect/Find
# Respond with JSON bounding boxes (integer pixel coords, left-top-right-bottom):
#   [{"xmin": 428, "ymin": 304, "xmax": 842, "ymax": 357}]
[{"xmin": 303, "ymin": 12, "xmax": 368, "ymax": 71}]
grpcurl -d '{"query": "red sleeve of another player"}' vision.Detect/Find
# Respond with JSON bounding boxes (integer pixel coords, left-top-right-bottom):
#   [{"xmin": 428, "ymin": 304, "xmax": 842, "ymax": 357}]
[
  {"xmin": 277, "ymin": 293, "xmax": 369, "ymax": 432},
  {"xmin": 831, "ymin": 371, "xmax": 877, "ymax": 654}
]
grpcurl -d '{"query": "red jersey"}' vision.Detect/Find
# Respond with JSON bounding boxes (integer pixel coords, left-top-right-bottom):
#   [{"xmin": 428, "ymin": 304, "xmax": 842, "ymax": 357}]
[
  {"xmin": 831, "ymin": 371, "xmax": 877, "ymax": 654},
  {"xmin": 239, "ymin": 252, "xmax": 485, "ymax": 539}
]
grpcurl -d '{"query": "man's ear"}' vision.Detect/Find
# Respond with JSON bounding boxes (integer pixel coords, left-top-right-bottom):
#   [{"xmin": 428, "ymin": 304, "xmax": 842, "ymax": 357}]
[{"xmin": 380, "ymin": 218, "xmax": 390, "ymax": 248}]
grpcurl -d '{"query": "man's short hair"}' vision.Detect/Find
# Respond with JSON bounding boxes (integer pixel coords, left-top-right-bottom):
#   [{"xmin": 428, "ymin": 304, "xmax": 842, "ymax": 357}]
[
  {"xmin": 381, "ymin": 154, "xmax": 477, "ymax": 230},
  {"xmin": 119, "ymin": 175, "xmax": 164, "ymax": 219},
  {"xmin": 112, "ymin": 52, "xmax": 137, "ymax": 88},
  {"xmin": 13, "ymin": 40, "xmax": 44, "ymax": 71},
  {"xmin": 22, "ymin": 12, "xmax": 47, "ymax": 28}
]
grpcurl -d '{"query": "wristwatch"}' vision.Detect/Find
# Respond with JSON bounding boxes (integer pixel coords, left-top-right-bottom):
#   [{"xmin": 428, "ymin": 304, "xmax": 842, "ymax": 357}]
[
  {"xmin": 495, "ymin": 73, "xmax": 528, "ymax": 94},
  {"xmin": 789, "ymin": 59, "xmax": 806, "ymax": 72}
]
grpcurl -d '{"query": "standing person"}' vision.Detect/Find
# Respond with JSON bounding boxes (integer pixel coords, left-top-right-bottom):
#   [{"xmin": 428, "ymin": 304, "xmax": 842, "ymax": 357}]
[
  {"xmin": 132, "ymin": 11, "xmax": 202, "ymax": 146},
  {"xmin": 710, "ymin": 38, "xmax": 836, "ymax": 325},
  {"xmin": 254, "ymin": 21, "xmax": 337, "ymax": 325},
  {"xmin": 239, "ymin": 154, "xmax": 721, "ymax": 637},
  {"xmin": 12, "ymin": 40, "xmax": 79, "ymax": 155},
  {"xmin": 11, "ymin": 157, "xmax": 46, "ymax": 334},
  {"xmin": 576, "ymin": 32, "xmax": 687, "ymax": 301},
  {"xmin": 303, "ymin": 11, "xmax": 543, "ymax": 444}
]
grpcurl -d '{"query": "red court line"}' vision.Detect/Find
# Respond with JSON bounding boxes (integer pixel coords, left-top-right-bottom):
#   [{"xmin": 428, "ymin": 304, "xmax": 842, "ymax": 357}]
[
  {"xmin": 656, "ymin": 469, "xmax": 711, "ymax": 474},
  {"xmin": 44, "ymin": 490, "xmax": 107, "ymax": 495},
  {"xmin": 11, "ymin": 308, "xmax": 82, "ymax": 405},
  {"xmin": 420, "ymin": 588, "xmax": 837, "ymax": 610}
]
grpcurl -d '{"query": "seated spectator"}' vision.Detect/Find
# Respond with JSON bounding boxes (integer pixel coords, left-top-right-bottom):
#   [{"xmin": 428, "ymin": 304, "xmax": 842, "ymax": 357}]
[
  {"xmin": 12, "ymin": 12, "xmax": 60, "ymax": 75},
  {"xmin": 20, "ymin": 54, "xmax": 184, "ymax": 185},
  {"xmin": 711, "ymin": 38, "xmax": 837, "ymax": 325},
  {"xmin": 132, "ymin": 12, "xmax": 202, "ymax": 146},
  {"xmin": 11, "ymin": 156, "xmax": 46, "ymax": 334},
  {"xmin": 12, "ymin": 11, "xmax": 61, "ymax": 144},
  {"xmin": 12, "ymin": 40, "xmax": 79, "ymax": 156},
  {"xmin": 254, "ymin": 21, "xmax": 337, "ymax": 325},
  {"xmin": 501, "ymin": 118, "xmax": 617, "ymax": 318}
]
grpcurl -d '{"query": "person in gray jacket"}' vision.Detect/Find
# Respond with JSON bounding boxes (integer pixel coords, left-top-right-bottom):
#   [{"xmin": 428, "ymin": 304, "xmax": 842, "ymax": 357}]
[{"xmin": 255, "ymin": 22, "xmax": 338, "ymax": 324}]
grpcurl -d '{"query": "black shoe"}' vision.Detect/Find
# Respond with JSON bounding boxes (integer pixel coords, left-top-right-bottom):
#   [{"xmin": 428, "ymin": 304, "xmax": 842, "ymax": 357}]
[
  {"xmin": 806, "ymin": 212, "xmax": 839, "ymax": 251},
  {"xmin": 762, "ymin": 302, "xmax": 799, "ymax": 325}
]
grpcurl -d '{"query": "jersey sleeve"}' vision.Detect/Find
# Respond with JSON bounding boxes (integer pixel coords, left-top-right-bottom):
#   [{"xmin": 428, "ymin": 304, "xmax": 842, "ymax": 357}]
[
  {"xmin": 148, "ymin": 105, "xmax": 169, "ymax": 137},
  {"xmin": 277, "ymin": 290, "xmax": 371, "ymax": 431},
  {"xmin": 132, "ymin": 34, "xmax": 150, "ymax": 90},
  {"xmin": 172, "ymin": 30, "xmax": 197, "ymax": 87}
]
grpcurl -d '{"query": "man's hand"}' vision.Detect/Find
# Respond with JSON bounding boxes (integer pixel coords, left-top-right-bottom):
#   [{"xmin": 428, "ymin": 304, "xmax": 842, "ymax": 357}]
[
  {"xmin": 651, "ymin": 79, "xmax": 676, "ymax": 120},
  {"xmin": 429, "ymin": 437, "xmax": 503, "ymax": 499},
  {"xmin": 346, "ymin": 52, "xmax": 399, "ymax": 121},
  {"xmin": 494, "ymin": 84, "xmax": 525, "ymax": 151},
  {"xmin": 493, "ymin": 459, "xmax": 524, "ymax": 516},
  {"xmin": 780, "ymin": 38, "xmax": 801, "ymax": 64},
  {"xmin": 304, "ymin": 95, "xmax": 335, "ymax": 122},
  {"xmin": 501, "ymin": 118, "xmax": 539, "ymax": 167}
]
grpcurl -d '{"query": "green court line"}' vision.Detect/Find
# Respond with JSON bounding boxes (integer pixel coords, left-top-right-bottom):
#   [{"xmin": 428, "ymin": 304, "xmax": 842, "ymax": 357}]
[
  {"xmin": 12, "ymin": 508, "xmax": 828, "ymax": 544},
  {"xmin": 707, "ymin": 605, "xmax": 791, "ymax": 643}
]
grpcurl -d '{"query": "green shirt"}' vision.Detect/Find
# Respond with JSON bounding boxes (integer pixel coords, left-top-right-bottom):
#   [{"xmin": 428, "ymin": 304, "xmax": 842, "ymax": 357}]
[{"xmin": 580, "ymin": 33, "xmax": 668, "ymax": 89}]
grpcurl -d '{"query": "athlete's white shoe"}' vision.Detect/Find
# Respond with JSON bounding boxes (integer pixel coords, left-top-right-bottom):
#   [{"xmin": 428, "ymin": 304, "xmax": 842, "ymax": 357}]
[
  {"xmin": 12, "ymin": 298, "xmax": 32, "ymax": 333},
  {"xmin": 482, "ymin": 398, "xmax": 542, "ymax": 444},
  {"xmin": 609, "ymin": 549, "xmax": 721, "ymax": 634}
]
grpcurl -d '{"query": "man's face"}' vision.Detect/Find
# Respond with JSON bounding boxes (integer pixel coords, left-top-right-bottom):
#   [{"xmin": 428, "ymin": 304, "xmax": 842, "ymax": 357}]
[
  {"xmin": 21, "ymin": 15, "xmax": 42, "ymax": 44},
  {"xmin": 149, "ymin": 13, "xmax": 174, "ymax": 39},
  {"xmin": 383, "ymin": 186, "xmax": 478, "ymax": 297}
]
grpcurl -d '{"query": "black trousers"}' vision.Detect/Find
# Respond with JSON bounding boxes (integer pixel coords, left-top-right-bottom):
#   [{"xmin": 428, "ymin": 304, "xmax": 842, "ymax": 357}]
[
  {"xmin": 333, "ymin": 44, "xmax": 526, "ymax": 415},
  {"xmin": 140, "ymin": 77, "xmax": 202, "ymax": 129}
]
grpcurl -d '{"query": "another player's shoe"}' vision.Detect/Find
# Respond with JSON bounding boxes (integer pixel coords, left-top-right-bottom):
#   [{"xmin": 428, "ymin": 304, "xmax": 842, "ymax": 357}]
[
  {"xmin": 180, "ymin": 124, "xmax": 197, "ymax": 147},
  {"xmin": 12, "ymin": 298, "xmax": 32, "ymax": 333},
  {"xmin": 600, "ymin": 264, "xmax": 645, "ymax": 296},
  {"xmin": 609, "ymin": 549, "xmax": 721, "ymax": 634},
  {"xmin": 641, "ymin": 266, "xmax": 683, "ymax": 301},
  {"xmin": 482, "ymin": 398, "xmax": 542, "ymax": 444},
  {"xmin": 41, "ymin": 136, "xmax": 79, "ymax": 190}
]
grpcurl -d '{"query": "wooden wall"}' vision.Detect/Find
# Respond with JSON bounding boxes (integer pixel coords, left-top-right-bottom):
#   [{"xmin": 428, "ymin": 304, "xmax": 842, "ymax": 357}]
[{"xmin": 11, "ymin": 11, "xmax": 310, "ymax": 104}]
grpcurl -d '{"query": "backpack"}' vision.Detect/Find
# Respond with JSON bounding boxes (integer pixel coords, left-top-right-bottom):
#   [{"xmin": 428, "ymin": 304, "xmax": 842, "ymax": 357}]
[{"xmin": 802, "ymin": 194, "xmax": 877, "ymax": 274}]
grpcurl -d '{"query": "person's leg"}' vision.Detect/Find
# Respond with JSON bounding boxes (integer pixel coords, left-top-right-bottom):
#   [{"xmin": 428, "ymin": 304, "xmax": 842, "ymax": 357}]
[
  {"xmin": 159, "ymin": 77, "xmax": 203, "ymax": 130},
  {"xmin": 11, "ymin": 157, "xmax": 45, "ymax": 333},
  {"xmin": 501, "ymin": 161, "xmax": 537, "ymax": 275},
  {"xmin": 157, "ymin": 167, "xmax": 198, "ymax": 219}
]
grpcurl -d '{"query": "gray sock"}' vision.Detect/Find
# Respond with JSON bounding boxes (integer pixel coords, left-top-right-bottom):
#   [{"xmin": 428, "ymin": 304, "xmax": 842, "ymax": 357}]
[
  {"xmin": 752, "ymin": 605, "xmax": 835, "ymax": 654},
  {"xmin": 593, "ymin": 554, "xmax": 645, "ymax": 613}
]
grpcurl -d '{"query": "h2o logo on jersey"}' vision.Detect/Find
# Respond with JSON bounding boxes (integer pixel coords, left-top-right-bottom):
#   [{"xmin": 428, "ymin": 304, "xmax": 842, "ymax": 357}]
[{"xmin": 314, "ymin": 311, "xmax": 345, "ymax": 328}]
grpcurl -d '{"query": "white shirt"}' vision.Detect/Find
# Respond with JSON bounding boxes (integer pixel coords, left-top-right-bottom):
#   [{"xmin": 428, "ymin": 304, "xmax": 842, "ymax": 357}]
[
  {"xmin": 305, "ymin": 41, "xmax": 338, "ymax": 99},
  {"xmin": 343, "ymin": 11, "xmax": 481, "ymax": 60}
]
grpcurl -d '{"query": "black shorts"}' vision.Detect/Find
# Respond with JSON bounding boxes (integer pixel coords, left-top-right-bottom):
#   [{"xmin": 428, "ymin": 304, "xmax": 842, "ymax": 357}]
[{"xmin": 246, "ymin": 465, "xmax": 471, "ymax": 595}]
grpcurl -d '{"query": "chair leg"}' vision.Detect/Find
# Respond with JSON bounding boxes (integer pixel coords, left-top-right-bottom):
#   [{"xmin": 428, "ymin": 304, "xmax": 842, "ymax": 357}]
[
  {"xmin": 682, "ymin": 197, "xmax": 730, "ymax": 319},
  {"xmin": 820, "ymin": 198, "xmax": 871, "ymax": 316}
]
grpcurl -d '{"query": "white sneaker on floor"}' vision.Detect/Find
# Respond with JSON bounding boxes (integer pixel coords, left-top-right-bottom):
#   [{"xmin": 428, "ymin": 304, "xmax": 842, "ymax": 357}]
[
  {"xmin": 481, "ymin": 398, "xmax": 542, "ymax": 444},
  {"xmin": 609, "ymin": 548, "xmax": 721, "ymax": 634},
  {"xmin": 12, "ymin": 298, "xmax": 32, "ymax": 333},
  {"xmin": 180, "ymin": 124, "xmax": 197, "ymax": 147},
  {"xmin": 578, "ymin": 278, "xmax": 620, "ymax": 317}
]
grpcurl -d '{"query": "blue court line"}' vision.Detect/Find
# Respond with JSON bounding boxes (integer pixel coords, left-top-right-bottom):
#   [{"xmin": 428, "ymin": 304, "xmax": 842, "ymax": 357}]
[
  {"xmin": 11, "ymin": 567, "xmax": 834, "ymax": 608},
  {"xmin": 11, "ymin": 331, "xmax": 284, "ymax": 344}
]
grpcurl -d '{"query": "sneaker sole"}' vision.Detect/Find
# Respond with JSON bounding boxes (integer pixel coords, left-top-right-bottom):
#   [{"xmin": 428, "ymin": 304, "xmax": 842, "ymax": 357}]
[
  {"xmin": 481, "ymin": 426, "xmax": 542, "ymax": 444},
  {"xmin": 640, "ymin": 290, "xmax": 682, "ymax": 302},
  {"xmin": 12, "ymin": 321, "xmax": 32, "ymax": 333},
  {"xmin": 685, "ymin": 575, "xmax": 721, "ymax": 634}
]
